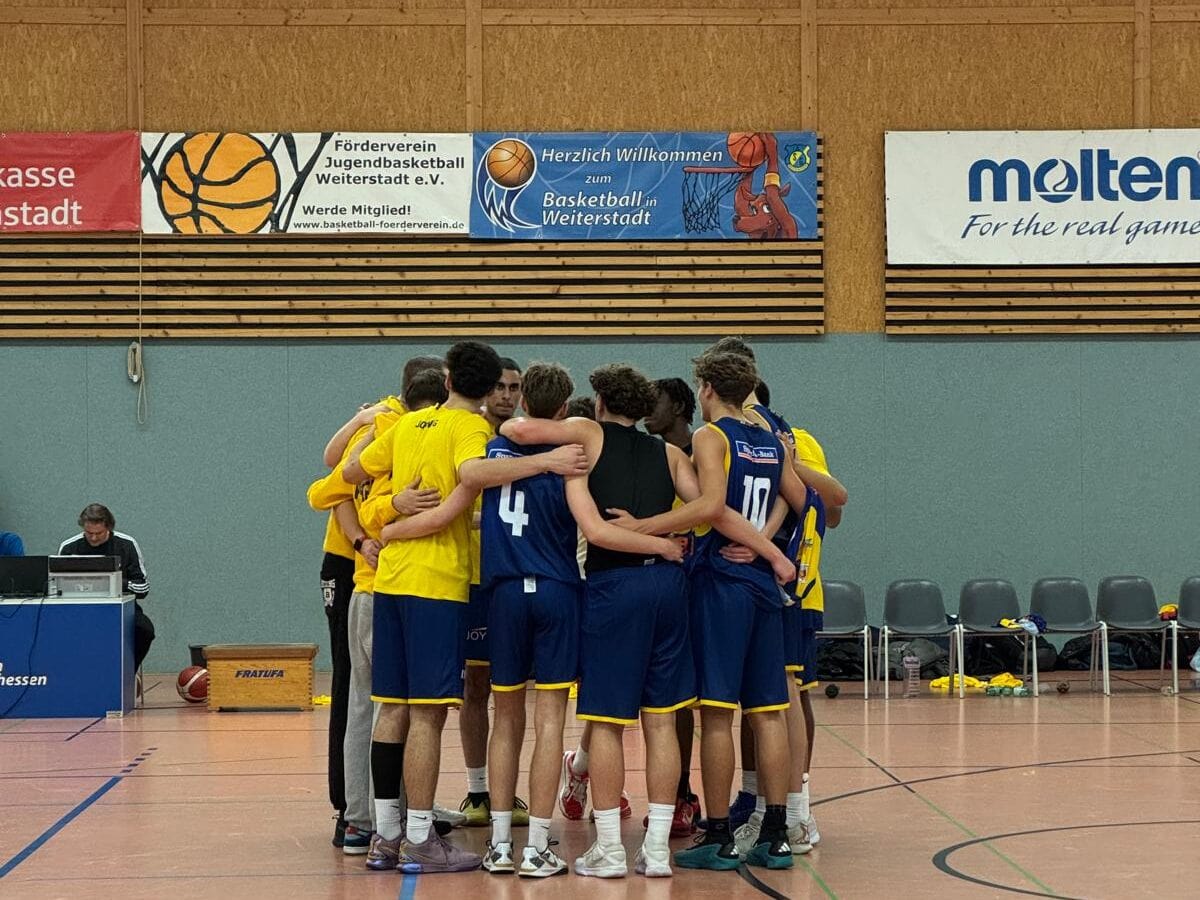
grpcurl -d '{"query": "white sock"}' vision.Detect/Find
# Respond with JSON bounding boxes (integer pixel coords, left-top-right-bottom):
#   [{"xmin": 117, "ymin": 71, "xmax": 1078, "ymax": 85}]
[
  {"xmin": 645, "ymin": 802, "xmax": 673, "ymax": 852},
  {"xmin": 490, "ymin": 810, "xmax": 513, "ymax": 846},
  {"xmin": 374, "ymin": 798, "xmax": 403, "ymax": 841},
  {"xmin": 742, "ymin": 770, "xmax": 758, "ymax": 796},
  {"xmin": 754, "ymin": 795, "xmax": 767, "ymax": 817},
  {"xmin": 406, "ymin": 808, "xmax": 433, "ymax": 844},
  {"xmin": 528, "ymin": 815, "xmax": 552, "ymax": 852},
  {"xmin": 571, "ymin": 747, "xmax": 589, "ymax": 776},
  {"xmin": 593, "ymin": 806, "xmax": 622, "ymax": 850},
  {"xmin": 801, "ymin": 773, "xmax": 811, "ymax": 818},
  {"xmin": 467, "ymin": 766, "xmax": 488, "ymax": 794},
  {"xmin": 786, "ymin": 792, "xmax": 804, "ymax": 828}
]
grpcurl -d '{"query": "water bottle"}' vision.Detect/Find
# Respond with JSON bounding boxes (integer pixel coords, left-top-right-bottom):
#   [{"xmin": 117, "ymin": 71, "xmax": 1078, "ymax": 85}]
[{"xmin": 902, "ymin": 652, "xmax": 921, "ymax": 697}]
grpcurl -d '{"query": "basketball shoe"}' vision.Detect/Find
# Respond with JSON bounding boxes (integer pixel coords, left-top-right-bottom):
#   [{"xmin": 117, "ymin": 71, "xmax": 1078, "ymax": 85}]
[
  {"xmin": 366, "ymin": 832, "xmax": 404, "ymax": 871},
  {"xmin": 574, "ymin": 840, "xmax": 627, "ymax": 878},
  {"xmin": 519, "ymin": 843, "xmax": 568, "ymax": 878},
  {"xmin": 399, "ymin": 831, "xmax": 482, "ymax": 874}
]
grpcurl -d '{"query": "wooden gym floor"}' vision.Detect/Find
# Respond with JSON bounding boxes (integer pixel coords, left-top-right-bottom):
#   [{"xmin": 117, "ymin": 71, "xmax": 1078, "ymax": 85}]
[{"xmin": 3, "ymin": 672, "xmax": 1200, "ymax": 899}]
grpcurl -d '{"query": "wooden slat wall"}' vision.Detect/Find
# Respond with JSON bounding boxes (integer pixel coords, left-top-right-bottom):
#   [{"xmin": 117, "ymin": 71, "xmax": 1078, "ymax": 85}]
[
  {"xmin": 885, "ymin": 266, "xmax": 1200, "ymax": 334},
  {"xmin": 0, "ymin": 233, "xmax": 824, "ymax": 339}
]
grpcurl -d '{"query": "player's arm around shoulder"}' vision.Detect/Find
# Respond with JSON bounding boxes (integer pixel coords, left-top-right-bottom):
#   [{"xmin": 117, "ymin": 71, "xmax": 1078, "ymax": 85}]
[
  {"xmin": 665, "ymin": 443, "xmax": 700, "ymax": 503},
  {"xmin": 460, "ymin": 419, "xmax": 589, "ymax": 490},
  {"xmin": 564, "ymin": 476, "xmax": 682, "ymax": 562},
  {"xmin": 380, "ymin": 483, "xmax": 478, "ymax": 544},
  {"xmin": 608, "ymin": 426, "xmax": 724, "ymax": 535},
  {"xmin": 500, "ymin": 416, "xmax": 604, "ymax": 462}
]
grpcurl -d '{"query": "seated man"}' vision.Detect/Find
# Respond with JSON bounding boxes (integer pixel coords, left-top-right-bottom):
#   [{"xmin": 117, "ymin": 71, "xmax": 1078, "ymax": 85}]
[{"xmin": 59, "ymin": 503, "xmax": 155, "ymax": 669}]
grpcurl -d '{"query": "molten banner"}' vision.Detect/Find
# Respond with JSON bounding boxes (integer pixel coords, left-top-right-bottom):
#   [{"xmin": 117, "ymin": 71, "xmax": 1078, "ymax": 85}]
[{"xmin": 0, "ymin": 132, "xmax": 139, "ymax": 232}]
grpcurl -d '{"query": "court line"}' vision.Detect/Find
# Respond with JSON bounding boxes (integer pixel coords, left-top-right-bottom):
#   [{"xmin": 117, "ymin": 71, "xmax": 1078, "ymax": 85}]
[
  {"xmin": 820, "ymin": 725, "xmax": 1056, "ymax": 896},
  {"xmin": 399, "ymin": 872, "xmax": 417, "ymax": 900},
  {"xmin": 738, "ymin": 865, "xmax": 800, "ymax": 900},
  {"xmin": 932, "ymin": 819, "xmax": 1200, "ymax": 899},
  {"xmin": 63, "ymin": 717, "xmax": 103, "ymax": 742},
  {"xmin": 0, "ymin": 777, "xmax": 121, "ymax": 879}
]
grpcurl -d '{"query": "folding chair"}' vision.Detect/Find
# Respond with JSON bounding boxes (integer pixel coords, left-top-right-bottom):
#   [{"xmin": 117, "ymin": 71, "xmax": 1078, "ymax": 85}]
[
  {"xmin": 816, "ymin": 580, "xmax": 872, "ymax": 699},
  {"xmin": 1096, "ymin": 575, "xmax": 1173, "ymax": 694},
  {"xmin": 1175, "ymin": 578, "xmax": 1200, "ymax": 694},
  {"xmin": 1030, "ymin": 577, "xmax": 1109, "ymax": 695},
  {"xmin": 879, "ymin": 580, "xmax": 957, "ymax": 701},
  {"xmin": 955, "ymin": 579, "xmax": 1038, "ymax": 699}
]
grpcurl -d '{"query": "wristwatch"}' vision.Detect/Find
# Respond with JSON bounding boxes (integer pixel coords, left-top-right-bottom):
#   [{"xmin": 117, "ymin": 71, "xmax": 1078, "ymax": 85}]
[{"xmin": 353, "ymin": 536, "xmax": 367, "ymax": 551}]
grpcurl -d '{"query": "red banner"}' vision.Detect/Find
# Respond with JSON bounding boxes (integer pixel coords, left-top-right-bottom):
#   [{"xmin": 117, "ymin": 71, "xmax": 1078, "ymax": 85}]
[{"xmin": 0, "ymin": 132, "xmax": 139, "ymax": 232}]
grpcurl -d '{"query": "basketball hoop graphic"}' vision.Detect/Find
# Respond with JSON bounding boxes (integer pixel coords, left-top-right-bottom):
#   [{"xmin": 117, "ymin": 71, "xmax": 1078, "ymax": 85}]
[
  {"xmin": 475, "ymin": 138, "xmax": 539, "ymax": 233},
  {"xmin": 682, "ymin": 132, "xmax": 798, "ymax": 238}
]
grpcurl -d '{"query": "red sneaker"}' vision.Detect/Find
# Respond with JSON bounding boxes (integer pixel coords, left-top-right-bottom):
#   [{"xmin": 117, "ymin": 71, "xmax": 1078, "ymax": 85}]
[
  {"xmin": 559, "ymin": 751, "xmax": 588, "ymax": 820},
  {"xmin": 671, "ymin": 796, "xmax": 698, "ymax": 837},
  {"xmin": 593, "ymin": 791, "xmax": 632, "ymax": 822}
]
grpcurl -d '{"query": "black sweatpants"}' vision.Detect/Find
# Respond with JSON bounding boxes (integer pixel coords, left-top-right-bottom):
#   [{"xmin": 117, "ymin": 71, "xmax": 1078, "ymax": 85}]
[
  {"xmin": 133, "ymin": 602, "xmax": 155, "ymax": 670},
  {"xmin": 321, "ymin": 551, "xmax": 355, "ymax": 818}
]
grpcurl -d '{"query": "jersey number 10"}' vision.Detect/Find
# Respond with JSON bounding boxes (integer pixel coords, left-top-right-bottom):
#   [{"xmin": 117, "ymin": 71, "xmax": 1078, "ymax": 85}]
[
  {"xmin": 741, "ymin": 476, "xmax": 772, "ymax": 530},
  {"xmin": 499, "ymin": 484, "xmax": 529, "ymax": 537}
]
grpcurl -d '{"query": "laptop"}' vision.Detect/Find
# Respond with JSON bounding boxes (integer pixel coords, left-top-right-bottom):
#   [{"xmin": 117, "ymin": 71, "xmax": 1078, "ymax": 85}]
[{"xmin": 0, "ymin": 555, "xmax": 50, "ymax": 599}]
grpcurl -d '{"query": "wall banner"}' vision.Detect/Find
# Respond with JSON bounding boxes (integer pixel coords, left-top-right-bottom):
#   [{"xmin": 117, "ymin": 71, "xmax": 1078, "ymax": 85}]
[
  {"xmin": 470, "ymin": 131, "xmax": 819, "ymax": 240},
  {"xmin": 141, "ymin": 132, "xmax": 471, "ymax": 234},
  {"xmin": 886, "ymin": 130, "xmax": 1200, "ymax": 265},
  {"xmin": 0, "ymin": 132, "xmax": 139, "ymax": 232}
]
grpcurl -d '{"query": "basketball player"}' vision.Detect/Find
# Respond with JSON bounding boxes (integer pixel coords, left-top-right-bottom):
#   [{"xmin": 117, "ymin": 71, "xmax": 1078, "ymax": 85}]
[
  {"xmin": 645, "ymin": 377, "xmax": 704, "ymax": 836},
  {"xmin": 460, "ymin": 357, "xmax": 526, "ymax": 827},
  {"xmin": 343, "ymin": 342, "xmax": 587, "ymax": 874},
  {"xmin": 609, "ymin": 351, "xmax": 810, "ymax": 872},
  {"xmin": 475, "ymin": 362, "xmax": 683, "ymax": 877},
  {"xmin": 707, "ymin": 338, "xmax": 847, "ymax": 854},
  {"xmin": 307, "ymin": 369, "xmax": 451, "ymax": 856},
  {"xmin": 502, "ymin": 363, "xmax": 791, "ymax": 879}
]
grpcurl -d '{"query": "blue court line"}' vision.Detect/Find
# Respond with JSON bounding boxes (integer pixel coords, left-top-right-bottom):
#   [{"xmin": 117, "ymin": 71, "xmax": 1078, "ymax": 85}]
[
  {"xmin": 399, "ymin": 873, "xmax": 417, "ymax": 900},
  {"xmin": 0, "ymin": 776, "xmax": 121, "ymax": 879}
]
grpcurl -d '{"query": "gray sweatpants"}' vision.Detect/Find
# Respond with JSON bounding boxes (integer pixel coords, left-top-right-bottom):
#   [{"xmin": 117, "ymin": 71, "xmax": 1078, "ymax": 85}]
[{"xmin": 343, "ymin": 591, "xmax": 381, "ymax": 831}]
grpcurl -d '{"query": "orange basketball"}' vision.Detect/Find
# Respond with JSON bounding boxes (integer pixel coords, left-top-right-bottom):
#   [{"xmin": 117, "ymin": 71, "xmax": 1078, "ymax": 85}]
[
  {"xmin": 486, "ymin": 139, "xmax": 536, "ymax": 189},
  {"xmin": 728, "ymin": 132, "xmax": 769, "ymax": 168},
  {"xmin": 159, "ymin": 133, "xmax": 279, "ymax": 234},
  {"xmin": 177, "ymin": 666, "xmax": 209, "ymax": 704}
]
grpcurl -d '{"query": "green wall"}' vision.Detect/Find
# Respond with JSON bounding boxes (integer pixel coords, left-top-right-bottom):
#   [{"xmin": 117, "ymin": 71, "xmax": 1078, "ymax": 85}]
[{"xmin": 1, "ymin": 335, "xmax": 1195, "ymax": 670}]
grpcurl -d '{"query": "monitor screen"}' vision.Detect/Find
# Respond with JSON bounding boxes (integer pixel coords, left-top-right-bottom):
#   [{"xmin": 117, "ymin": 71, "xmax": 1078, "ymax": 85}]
[{"xmin": 0, "ymin": 555, "xmax": 49, "ymax": 598}]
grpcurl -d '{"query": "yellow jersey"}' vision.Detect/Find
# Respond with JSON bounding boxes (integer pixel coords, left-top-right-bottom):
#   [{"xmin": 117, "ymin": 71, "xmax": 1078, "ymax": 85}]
[
  {"xmin": 307, "ymin": 424, "xmax": 372, "ymax": 560},
  {"xmin": 791, "ymin": 427, "xmax": 829, "ymax": 613},
  {"xmin": 359, "ymin": 405, "xmax": 492, "ymax": 601}
]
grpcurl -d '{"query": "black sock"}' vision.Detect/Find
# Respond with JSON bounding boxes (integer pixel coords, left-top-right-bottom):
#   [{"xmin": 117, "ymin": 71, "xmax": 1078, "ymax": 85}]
[
  {"xmin": 677, "ymin": 772, "xmax": 692, "ymax": 800},
  {"xmin": 468, "ymin": 790, "xmax": 490, "ymax": 805},
  {"xmin": 705, "ymin": 816, "xmax": 732, "ymax": 844},
  {"xmin": 760, "ymin": 804, "xmax": 787, "ymax": 843},
  {"xmin": 371, "ymin": 741, "xmax": 405, "ymax": 800}
]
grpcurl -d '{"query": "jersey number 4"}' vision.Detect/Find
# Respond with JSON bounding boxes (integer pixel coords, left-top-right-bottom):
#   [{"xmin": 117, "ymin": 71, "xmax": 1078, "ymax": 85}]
[
  {"xmin": 741, "ymin": 476, "xmax": 772, "ymax": 530},
  {"xmin": 499, "ymin": 484, "xmax": 529, "ymax": 537}
]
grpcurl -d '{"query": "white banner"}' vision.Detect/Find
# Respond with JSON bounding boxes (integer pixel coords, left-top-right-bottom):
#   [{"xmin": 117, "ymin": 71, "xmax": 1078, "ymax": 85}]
[
  {"xmin": 141, "ymin": 132, "xmax": 470, "ymax": 234},
  {"xmin": 886, "ymin": 130, "xmax": 1200, "ymax": 264}
]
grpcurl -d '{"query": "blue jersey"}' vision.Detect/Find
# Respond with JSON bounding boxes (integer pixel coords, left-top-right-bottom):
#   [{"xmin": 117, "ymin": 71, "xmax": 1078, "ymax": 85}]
[
  {"xmin": 747, "ymin": 402, "xmax": 798, "ymax": 547},
  {"xmin": 693, "ymin": 417, "xmax": 785, "ymax": 607},
  {"xmin": 480, "ymin": 435, "xmax": 581, "ymax": 589}
]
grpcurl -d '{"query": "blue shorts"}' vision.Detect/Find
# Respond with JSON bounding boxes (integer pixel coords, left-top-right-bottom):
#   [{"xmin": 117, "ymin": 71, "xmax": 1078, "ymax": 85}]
[
  {"xmin": 371, "ymin": 592, "xmax": 466, "ymax": 705},
  {"xmin": 465, "ymin": 584, "xmax": 490, "ymax": 666},
  {"xmin": 578, "ymin": 564, "xmax": 696, "ymax": 725},
  {"xmin": 691, "ymin": 574, "xmax": 789, "ymax": 713},
  {"xmin": 489, "ymin": 576, "xmax": 582, "ymax": 692}
]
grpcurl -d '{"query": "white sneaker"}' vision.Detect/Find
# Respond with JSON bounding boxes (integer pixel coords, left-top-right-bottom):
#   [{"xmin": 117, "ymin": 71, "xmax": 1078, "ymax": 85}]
[
  {"xmin": 482, "ymin": 841, "xmax": 515, "ymax": 874},
  {"xmin": 733, "ymin": 812, "xmax": 763, "ymax": 858},
  {"xmin": 634, "ymin": 844, "xmax": 672, "ymax": 877},
  {"xmin": 787, "ymin": 821, "xmax": 814, "ymax": 855},
  {"xmin": 805, "ymin": 812, "xmax": 821, "ymax": 846},
  {"xmin": 434, "ymin": 804, "xmax": 467, "ymax": 828},
  {"xmin": 519, "ymin": 844, "xmax": 568, "ymax": 878},
  {"xmin": 574, "ymin": 840, "xmax": 627, "ymax": 878}
]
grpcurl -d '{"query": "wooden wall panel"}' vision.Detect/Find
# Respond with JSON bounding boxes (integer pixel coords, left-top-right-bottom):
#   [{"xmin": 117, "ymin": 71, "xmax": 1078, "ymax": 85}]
[
  {"xmin": 818, "ymin": 0, "xmax": 1131, "ymax": 9},
  {"xmin": 821, "ymin": 22, "xmax": 1132, "ymax": 332},
  {"xmin": 147, "ymin": 1, "xmax": 463, "ymax": 9},
  {"xmin": 484, "ymin": 0, "xmax": 799, "ymax": 8},
  {"xmin": 0, "ymin": 25, "xmax": 126, "ymax": 129},
  {"xmin": 483, "ymin": 26, "xmax": 801, "ymax": 130},
  {"xmin": 1150, "ymin": 22, "xmax": 1200, "ymax": 122},
  {"xmin": 142, "ymin": 25, "xmax": 467, "ymax": 131}
]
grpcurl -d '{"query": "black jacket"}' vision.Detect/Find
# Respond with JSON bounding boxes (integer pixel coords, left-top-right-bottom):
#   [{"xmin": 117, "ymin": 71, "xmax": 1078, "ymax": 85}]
[{"xmin": 58, "ymin": 531, "xmax": 150, "ymax": 599}]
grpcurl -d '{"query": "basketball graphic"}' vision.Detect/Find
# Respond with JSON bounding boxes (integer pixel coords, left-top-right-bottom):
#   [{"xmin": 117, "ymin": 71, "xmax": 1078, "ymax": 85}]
[
  {"xmin": 727, "ymin": 132, "xmax": 769, "ymax": 169},
  {"xmin": 158, "ymin": 133, "xmax": 280, "ymax": 234},
  {"xmin": 485, "ymin": 139, "xmax": 536, "ymax": 189}
]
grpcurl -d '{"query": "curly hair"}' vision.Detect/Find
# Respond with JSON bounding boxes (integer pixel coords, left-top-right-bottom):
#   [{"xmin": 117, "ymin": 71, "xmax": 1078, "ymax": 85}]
[
  {"xmin": 520, "ymin": 362, "xmax": 574, "ymax": 419},
  {"xmin": 445, "ymin": 341, "xmax": 502, "ymax": 401},
  {"xmin": 705, "ymin": 336, "xmax": 755, "ymax": 361},
  {"xmin": 693, "ymin": 351, "xmax": 759, "ymax": 405},
  {"xmin": 589, "ymin": 364, "xmax": 658, "ymax": 420}
]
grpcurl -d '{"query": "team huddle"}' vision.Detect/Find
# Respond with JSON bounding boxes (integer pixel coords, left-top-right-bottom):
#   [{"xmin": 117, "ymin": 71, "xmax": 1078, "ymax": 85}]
[{"xmin": 307, "ymin": 337, "xmax": 847, "ymax": 879}]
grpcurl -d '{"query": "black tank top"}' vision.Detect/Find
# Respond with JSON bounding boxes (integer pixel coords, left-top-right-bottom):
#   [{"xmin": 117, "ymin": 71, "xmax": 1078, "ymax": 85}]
[{"xmin": 586, "ymin": 422, "xmax": 676, "ymax": 573}]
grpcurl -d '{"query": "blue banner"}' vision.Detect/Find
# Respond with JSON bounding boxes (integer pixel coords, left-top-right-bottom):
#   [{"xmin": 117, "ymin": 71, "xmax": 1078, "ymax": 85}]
[{"xmin": 470, "ymin": 131, "xmax": 818, "ymax": 240}]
